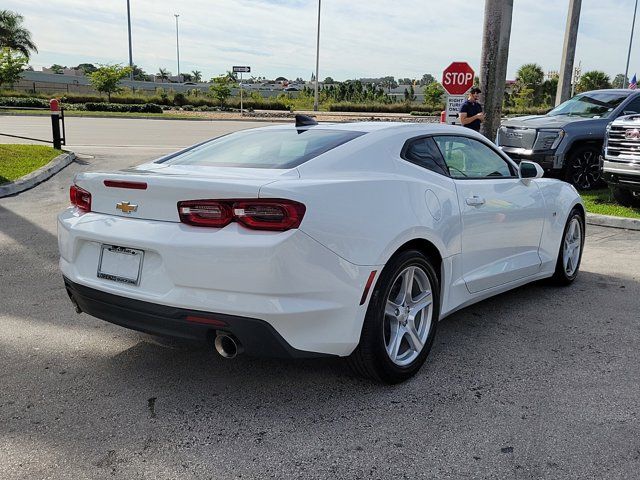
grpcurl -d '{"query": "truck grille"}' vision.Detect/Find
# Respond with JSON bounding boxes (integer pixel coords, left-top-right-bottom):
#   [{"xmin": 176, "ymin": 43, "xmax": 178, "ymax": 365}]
[
  {"xmin": 606, "ymin": 124, "xmax": 640, "ymax": 161},
  {"xmin": 498, "ymin": 126, "xmax": 537, "ymax": 150}
]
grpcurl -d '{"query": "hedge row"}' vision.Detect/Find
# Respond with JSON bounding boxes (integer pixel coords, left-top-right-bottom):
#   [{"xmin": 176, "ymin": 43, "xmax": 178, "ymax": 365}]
[
  {"xmin": 327, "ymin": 102, "xmax": 443, "ymax": 114},
  {"xmin": 84, "ymin": 103, "xmax": 163, "ymax": 113},
  {"xmin": 0, "ymin": 94, "xmax": 553, "ymax": 116},
  {"xmin": 0, "ymin": 96, "xmax": 50, "ymax": 108}
]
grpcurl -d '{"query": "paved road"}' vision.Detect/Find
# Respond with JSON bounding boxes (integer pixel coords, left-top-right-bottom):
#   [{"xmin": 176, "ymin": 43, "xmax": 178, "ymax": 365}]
[
  {"xmin": 0, "ymin": 115, "xmax": 274, "ymax": 158},
  {"xmin": 1, "ymin": 116, "xmax": 639, "ymax": 479}
]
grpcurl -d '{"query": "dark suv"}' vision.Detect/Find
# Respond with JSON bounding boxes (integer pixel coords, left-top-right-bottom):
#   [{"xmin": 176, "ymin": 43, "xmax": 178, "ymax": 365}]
[{"xmin": 497, "ymin": 89, "xmax": 640, "ymax": 189}]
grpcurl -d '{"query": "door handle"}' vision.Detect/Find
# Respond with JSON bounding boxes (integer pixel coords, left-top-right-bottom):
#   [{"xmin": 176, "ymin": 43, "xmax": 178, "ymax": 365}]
[{"xmin": 465, "ymin": 196, "xmax": 486, "ymax": 207}]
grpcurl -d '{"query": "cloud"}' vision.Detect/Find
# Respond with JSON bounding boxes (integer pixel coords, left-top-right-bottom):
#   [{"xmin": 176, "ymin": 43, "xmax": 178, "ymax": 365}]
[{"xmin": 5, "ymin": 0, "xmax": 638, "ymax": 81}]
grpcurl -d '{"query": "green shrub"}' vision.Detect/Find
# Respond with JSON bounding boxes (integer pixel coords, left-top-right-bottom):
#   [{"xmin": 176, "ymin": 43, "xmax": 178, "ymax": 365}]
[
  {"xmin": 84, "ymin": 102, "xmax": 163, "ymax": 113},
  {"xmin": 327, "ymin": 102, "xmax": 421, "ymax": 113},
  {"xmin": 173, "ymin": 92, "xmax": 187, "ymax": 106},
  {"xmin": 0, "ymin": 96, "xmax": 50, "ymax": 108}
]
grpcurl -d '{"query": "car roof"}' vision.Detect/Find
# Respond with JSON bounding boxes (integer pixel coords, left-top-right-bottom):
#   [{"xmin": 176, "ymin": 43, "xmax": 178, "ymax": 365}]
[{"xmin": 256, "ymin": 121, "xmax": 484, "ymax": 137}]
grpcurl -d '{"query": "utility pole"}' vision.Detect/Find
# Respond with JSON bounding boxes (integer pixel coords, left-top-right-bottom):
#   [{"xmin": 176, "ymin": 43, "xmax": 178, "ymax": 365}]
[
  {"xmin": 624, "ymin": 0, "xmax": 639, "ymax": 88},
  {"xmin": 127, "ymin": 0, "xmax": 133, "ymax": 80},
  {"xmin": 479, "ymin": 0, "xmax": 513, "ymax": 141},
  {"xmin": 174, "ymin": 14, "xmax": 181, "ymax": 83},
  {"xmin": 313, "ymin": 0, "xmax": 321, "ymax": 111},
  {"xmin": 555, "ymin": 0, "xmax": 582, "ymax": 105}
]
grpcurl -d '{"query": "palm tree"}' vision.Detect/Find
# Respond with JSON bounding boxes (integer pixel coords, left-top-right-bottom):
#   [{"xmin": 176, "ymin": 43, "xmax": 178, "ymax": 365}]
[
  {"xmin": 0, "ymin": 10, "xmax": 37, "ymax": 59},
  {"xmin": 191, "ymin": 70, "xmax": 202, "ymax": 83},
  {"xmin": 515, "ymin": 63, "xmax": 544, "ymax": 90},
  {"xmin": 576, "ymin": 71, "xmax": 611, "ymax": 93},
  {"xmin": 157, "ymin": 68, "xmax": 170, "ymax": 82}
]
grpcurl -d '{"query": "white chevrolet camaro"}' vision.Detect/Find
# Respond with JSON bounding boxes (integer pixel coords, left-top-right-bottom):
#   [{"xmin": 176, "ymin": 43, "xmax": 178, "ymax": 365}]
[{"xmin": 58, "ymin": 117, "xmax": 585, "ymax": 383}]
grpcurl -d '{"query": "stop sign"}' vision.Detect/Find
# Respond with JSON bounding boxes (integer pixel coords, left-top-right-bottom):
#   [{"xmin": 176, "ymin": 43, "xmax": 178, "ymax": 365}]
[{"xmin": 441, "ymin": 62, "xmax": 475, "ymax": 95}]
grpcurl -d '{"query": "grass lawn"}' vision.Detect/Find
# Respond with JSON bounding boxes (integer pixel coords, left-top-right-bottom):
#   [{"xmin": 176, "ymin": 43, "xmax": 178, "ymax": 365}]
[
  {"xmin": 0, "ymin": 144, "xmax": 62, "ymax": 185},
  {"xmin": 581, "ymin": 188, "xmax": 640, "ymax": 219}
]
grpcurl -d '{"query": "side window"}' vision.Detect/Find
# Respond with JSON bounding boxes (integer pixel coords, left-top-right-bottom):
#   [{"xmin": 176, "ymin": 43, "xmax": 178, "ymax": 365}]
[
  {"xmin": 621, "ymin": 96, "xmax": 640, "ymax": 115},
  {"xmin": 433, "ymin": 136, "xmax": 515, "ymax": 179},
  {"xmin": 401, "ymin": 136, "xmax": 449, "ymax": 176}
]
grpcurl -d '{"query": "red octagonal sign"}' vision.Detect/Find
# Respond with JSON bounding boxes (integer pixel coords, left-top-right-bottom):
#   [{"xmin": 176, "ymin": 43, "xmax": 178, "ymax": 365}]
[{"xmin": 442, "ymin": 62, "xmax": 475, "ymax": 95}]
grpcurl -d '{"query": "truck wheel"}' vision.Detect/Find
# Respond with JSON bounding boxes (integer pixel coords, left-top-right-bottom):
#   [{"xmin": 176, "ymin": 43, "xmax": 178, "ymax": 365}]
[
  {"xmin": 611, "ymin": 186, "xmax": 640, "ymax": 208},
  {"xmin": 564, "ymin": 145, "xmax": 603, "ymax": 190}
]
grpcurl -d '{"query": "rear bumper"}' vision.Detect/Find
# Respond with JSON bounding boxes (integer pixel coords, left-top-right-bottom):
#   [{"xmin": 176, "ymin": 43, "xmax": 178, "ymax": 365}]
[
  {"xmin": 64, "ymin": 277, "xmax": 327, "ymax": 358},
  {"xmin": 58, "ymin": 208, "xmax": 379, "ymax": 356}
]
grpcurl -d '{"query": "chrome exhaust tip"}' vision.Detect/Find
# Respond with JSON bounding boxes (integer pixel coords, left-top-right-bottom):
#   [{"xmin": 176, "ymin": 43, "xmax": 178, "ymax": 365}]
[{"xmin": 214, "ymin": 333, "xmax": 243, "ymax": 359}]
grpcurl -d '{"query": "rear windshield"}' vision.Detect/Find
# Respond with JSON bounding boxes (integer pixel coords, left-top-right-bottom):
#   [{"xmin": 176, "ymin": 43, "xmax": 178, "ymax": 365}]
[
  {"xmin": 547, "ymin": 91, "xmax": 629, "ymax": 118},
  {"xmin": 162, "ymin": 128, "xmax": 365, "ymax": 169}
]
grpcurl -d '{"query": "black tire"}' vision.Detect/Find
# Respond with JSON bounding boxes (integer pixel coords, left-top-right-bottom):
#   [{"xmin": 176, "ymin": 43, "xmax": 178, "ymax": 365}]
[
  {"xmin": 347, "ymin": 250, "xmax": 440, "ymax": 384},
  {"xmin": 564, "ymin": 145, "xmax": 603, "ymax": 190},
  {"xmin": 611, "ymin": 186, "xmax": 640, "ymax": 208},
  {"xmin": 551, "ymin": 208, "xmax": 585, "ymax": 285}
]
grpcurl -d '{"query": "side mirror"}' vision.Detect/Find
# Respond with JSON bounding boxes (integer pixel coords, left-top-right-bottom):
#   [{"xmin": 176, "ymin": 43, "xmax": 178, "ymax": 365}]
[{"xmin": 519, "ymin": 161, "xmax": 544, "ymax": 180}]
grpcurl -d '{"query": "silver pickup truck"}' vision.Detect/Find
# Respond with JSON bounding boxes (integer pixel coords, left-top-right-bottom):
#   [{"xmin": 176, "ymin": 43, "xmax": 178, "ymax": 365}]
[
  {"xmin": 497, "ymin": 89, "xmax": 640, "ymax": 190},
  {"xmin": 603, "ymin": 115, "xmax": 640, "ymax": 207}
]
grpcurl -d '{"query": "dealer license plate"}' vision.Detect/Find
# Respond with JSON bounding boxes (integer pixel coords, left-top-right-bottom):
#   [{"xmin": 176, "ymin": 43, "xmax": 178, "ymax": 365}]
[{"xmin": 97, "ymin": 244, "xmax": 144, "ymax": 285}]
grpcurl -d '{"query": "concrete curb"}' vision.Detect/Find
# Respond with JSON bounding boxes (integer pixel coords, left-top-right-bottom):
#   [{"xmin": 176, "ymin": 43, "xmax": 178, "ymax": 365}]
[
  {"xmin": 586, "ymin": 212, "xmax": 640, "ymax": 231},
  {"xmin": 0, "ymin": 151, "xmax": 76, "ymax": 198}
]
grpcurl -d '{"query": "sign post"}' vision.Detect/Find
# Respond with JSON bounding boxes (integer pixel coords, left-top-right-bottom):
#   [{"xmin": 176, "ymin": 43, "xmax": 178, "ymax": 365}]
[
  {"xmin": 441, "ymin": 62, "xmax": 475, "ymax": 125},
  {"xmin": 233, "ymin": 66, "xmax": 251, "ymax": 115}
]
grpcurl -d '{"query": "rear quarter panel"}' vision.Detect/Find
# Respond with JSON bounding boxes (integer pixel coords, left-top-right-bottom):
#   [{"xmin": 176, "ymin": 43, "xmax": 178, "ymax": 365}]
[{"xmin": 258, "ymin": 131, "xmax": 462, "ymax": 266}]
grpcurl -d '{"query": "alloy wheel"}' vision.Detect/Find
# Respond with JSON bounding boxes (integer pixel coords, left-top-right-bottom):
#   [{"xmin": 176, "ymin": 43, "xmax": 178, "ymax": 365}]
[
  {"xmin": 568, "ymin": 149, "xmax": 601, "ymax": 190},
  {"xmin": 563, "ymin": 217, "xmax": 582, "ymax": 277},
  {"xmin": 383, "ymin": 266, "xmax": 433, "ymax": 366}
]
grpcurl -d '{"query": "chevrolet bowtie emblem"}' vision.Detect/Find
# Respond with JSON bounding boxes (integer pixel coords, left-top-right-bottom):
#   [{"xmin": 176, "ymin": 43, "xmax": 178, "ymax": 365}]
[{"xmin": 116, "ymin": 201, "xmax": 138, "ymax": 214}]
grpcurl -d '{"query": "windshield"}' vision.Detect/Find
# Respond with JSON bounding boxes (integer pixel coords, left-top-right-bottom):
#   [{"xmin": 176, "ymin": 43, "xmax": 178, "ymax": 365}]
[
  {"xmin": 548, "ymin": 91, "xmax": 629, "ymax": 118},
  {"xmin": 161, "ymin": 128, "xmax": 365, "ymax": 169}
]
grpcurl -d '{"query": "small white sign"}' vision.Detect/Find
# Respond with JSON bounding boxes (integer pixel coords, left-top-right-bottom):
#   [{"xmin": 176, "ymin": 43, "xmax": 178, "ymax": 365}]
[
  {"xmin": 445, "ymin": 95, "xmax": 466, "ymax": 125},
  {"xmin": 232, "ymin": 66, "xmax": 251, "ymax": 73}
]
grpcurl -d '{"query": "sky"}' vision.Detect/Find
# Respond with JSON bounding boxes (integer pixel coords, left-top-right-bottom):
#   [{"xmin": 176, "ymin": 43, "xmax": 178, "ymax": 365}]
[{"xmin": 5, "ymin": 0, "xmax": 639, "ymax": 82}]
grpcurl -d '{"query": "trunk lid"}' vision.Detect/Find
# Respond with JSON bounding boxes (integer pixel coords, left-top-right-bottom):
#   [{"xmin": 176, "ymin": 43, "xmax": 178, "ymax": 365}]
[{"xmin": 75, "ymin": 165, "xmax": 298, "ymax": 222}]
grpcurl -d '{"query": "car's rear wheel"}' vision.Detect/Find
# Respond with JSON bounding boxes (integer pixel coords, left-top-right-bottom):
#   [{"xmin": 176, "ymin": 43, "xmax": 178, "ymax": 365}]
[
  {"xmin": 348, "ymin": 250, "xmax": 439, "ymax": 384},
  {"xmin": 564, "ymin": 145, "xmax": 603, "ymax": 190},
  {"xmin": 551, "ymin": 208, "xmax": 585, "ymax": 285},
  {"xmin": 611, "ymin": 186, "xmax": 640, "ymax": 208}
]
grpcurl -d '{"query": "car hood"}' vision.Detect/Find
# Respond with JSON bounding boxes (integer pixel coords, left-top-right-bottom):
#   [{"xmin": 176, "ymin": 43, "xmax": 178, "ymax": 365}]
[{"xmin": 502, "ymin": 114, "xmax": 597, "ymax": 129}]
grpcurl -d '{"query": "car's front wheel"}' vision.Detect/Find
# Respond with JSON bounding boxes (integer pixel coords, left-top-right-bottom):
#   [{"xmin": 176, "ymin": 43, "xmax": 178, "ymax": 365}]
[
  {"xmin": 551, "ymin": 208, "xmax": 585, "ymax": 285},
  {"xmin": 348, "ymin": 250, "xmax": 439, "ymax": 384}
]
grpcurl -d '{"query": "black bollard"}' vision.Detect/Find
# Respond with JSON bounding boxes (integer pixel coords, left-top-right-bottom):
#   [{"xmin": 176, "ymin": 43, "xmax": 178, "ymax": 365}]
[{"xmin": 50, "ymin": 99, "xmax": 62, "ymax": 150}]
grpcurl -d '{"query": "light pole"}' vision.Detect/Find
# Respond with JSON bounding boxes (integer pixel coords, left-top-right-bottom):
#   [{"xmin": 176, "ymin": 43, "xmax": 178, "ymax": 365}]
[
  {"xmin": 127, "ymin": 0, "xmax": 133, "ymax": 80},
  {"xmin": 174, "ymin": 14, "xmax": 181, "ymax": 83},
  {"xmin": 624, "ymin": 0, "xmax": 639, "ymax": 88},
  {"xmin": 313, "ymin": 0, "xmax": 321, "ymax": 111}
]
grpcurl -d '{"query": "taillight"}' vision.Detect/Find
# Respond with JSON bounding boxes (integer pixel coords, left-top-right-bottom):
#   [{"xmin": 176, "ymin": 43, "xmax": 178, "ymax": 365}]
[
  {"xmin": 70, "ymin": 185, "xmax": 91, "ymax": 212},
  {"xmin": 233, "ymin": 200, "xmax": 306, "ymax": 230},
  {"xmin": 178, "ymin": 200, "xmax": 233, "ymax": 228},
  {"xmin": 177, "ymin": 199, "xmax": 306, "ymax": 231}
]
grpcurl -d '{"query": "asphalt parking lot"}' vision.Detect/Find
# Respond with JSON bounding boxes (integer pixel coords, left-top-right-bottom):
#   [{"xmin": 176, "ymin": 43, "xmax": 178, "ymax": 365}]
[{"xmin": 1, "ymin": 116, "xmax": 639, "ymax": 479}]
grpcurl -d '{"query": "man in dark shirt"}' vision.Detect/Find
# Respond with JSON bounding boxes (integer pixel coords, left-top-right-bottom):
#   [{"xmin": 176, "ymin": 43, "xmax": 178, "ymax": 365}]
[{"xmin": 459, "ymin": 87, "xmax": 484, "ymax": 131}]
